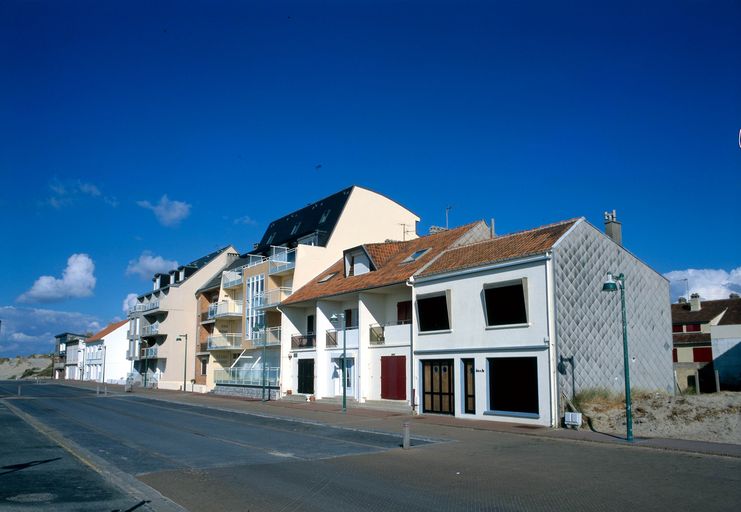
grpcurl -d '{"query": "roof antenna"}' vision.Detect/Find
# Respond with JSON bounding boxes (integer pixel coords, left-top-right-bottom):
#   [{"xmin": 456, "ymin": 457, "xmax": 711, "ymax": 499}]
[{"xmin": 445, "ymin": 205, "xmax": 452, "ymax": 229}]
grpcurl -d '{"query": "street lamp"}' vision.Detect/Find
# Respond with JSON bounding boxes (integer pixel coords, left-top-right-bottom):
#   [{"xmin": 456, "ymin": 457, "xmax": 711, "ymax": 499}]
[
  {"xmin": 330, "ymin": 312, "xmax": 347, "ymax": 413},
  {"xmin": 601, "ymin": 272, "xmax": 633, "ymax": 442},
  {"xmin": 254, "ymin": 321, "xmax": 268, "ymax": 402},
  {"xmin": 176, "ymin": 334, "xmax": 188, "ymax": 392}
]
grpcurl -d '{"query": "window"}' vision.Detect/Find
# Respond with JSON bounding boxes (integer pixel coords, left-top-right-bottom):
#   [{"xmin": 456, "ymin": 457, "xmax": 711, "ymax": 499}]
[
  {"xmin": 290, "ymin": 222, "xmax": 302, "ymax": 235},
  {"xmin": 319, "ymin": 209, "xmax": 331, "ymax": 224},
  {"xmin": 402, "ymin": 248, "xmax": 430, "ymax": 263},
  {"xmin": 397, "ymin": 301, "xmax": 412, "ymax": 324},
  {"xmin": 488, "ymin": 357, "xmax": 539, "ymax": 415},
  {"xmin": 672, "ymin": 324, "xmax": 683, "ymax": 333},
  {"xmin": 348, "ymin": 255, "xmax": 355, "ymax": 276},
  {"xmin": 319, "ymin": 272, "xmax": 338, "ymax": 283},
  {"xmin": 200, "ymin": 358, "xmax": 208, "ymax": 376},
  {"xmin": 484, "ymin": 280, "xmax": 528, "ymax": 326},
  {"xmin": 265, "ymin": 232, "xmax": 276, "ymax": 245},
  {"xmin": 417, "ymin": 293, "xmax": 450, "ymax": 332},
  {"xmin": 685, "ymin": 324, "xmax": 701, "ymax": 332}
]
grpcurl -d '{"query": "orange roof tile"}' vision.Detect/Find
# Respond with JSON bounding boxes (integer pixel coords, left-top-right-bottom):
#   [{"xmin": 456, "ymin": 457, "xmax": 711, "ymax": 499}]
[
  {"xmin": 86, "ymin": 319, "xmax": 128, "ymax": 343},
  {"xmin": 418, "ymin": 219, "xmax": 579, "ymax": 277},
  {"xmin": 283, "ymin": 222, "xmax": 486, "ymax": 305}
]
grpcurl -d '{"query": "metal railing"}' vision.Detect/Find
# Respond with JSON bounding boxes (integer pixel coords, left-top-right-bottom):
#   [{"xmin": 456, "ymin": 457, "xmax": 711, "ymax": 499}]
[
  {"xmin": 369, "ymin": 322, "xmax": 410, "ymax": 345},
  {"xmin": 207, "ymin": 334, "xmax": 243, "ymax": 350},
  {"xmin": 268, "ymin": 247, "xmax": 296, "ymax": 275},
  {"xmin": 197, "ymin": 342, "xmax": 209, "ymax": 353},
  {"xmin": 141, "ymin": 322, "xmax": 160, "ymax": 336},
  {"xmin": 221, "ymin": 270, "xmax": 243, "ymax": 289},
  {"xmin": 369, "ymin": 324, "xmax": 385, "ymax": 344},
  {"xmin": 140, "ymin": 346, "xmax": 158, "ymax": 359},
  {"xmin": 254, "ymin": 287, "xmax": 292, "ymax": 308},
  {"xmin": 253, "ymin": 327, "xmax": 281, "ymax": 346},
  {"xmin": 324, "ymin": 327, "xmax": 359, "ymax": 348},
  {"xmin": 214, "ymin": 300, "xmax": 243, "ymax": 318},
  {"xmin": 214, "ymin": 367, "xmax": 280, "ymax": 387},
  {"xmin": 291, "ymin": 334, "xmax": 316, "ymax": 349}
]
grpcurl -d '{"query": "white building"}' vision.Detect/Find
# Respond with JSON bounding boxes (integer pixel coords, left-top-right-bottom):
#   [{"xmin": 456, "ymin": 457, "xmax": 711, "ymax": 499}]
[{"xmin": 83, "ymin": 320, "xmax": 130, "ymax": 384}]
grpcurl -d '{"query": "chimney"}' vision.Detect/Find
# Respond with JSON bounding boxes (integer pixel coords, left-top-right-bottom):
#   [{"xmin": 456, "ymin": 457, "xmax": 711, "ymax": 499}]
[
  {"xmin": 730, "ymin": 293, "xmax": 740, "ymax": 299},
  {"xmin": 604, "ymin": 210, "xmax": 622, "ymax": 245},
  {"xmin": 678, "ymin": 297, "xmax": 687, "ymax": 304},
  {"xmin": 690, "ymin": 293, "xmax": 701, "ymax": 312},
  {"xmin": 490, "ymin": 218, "xmax": 496, "ymax": 238}
]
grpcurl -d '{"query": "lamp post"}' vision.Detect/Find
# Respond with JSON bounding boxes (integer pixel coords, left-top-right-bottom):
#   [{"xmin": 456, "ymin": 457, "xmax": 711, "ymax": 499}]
[
  {"xmin": 330, "ymin": 312, "xmax": 347, "ymax": 413},
  {"xmin": 254, "ymin": 321, "xmax": 268, "ymax": 402},
  {"xmin": 602, "ymin": 272, "xmax": 633, "ymax": 442},
  {"xmin": 177, "ymin": 334, "xmax": 188, "ymax": 392}
]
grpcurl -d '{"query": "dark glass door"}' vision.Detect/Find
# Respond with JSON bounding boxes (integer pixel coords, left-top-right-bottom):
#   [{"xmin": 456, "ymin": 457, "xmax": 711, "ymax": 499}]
[
  {"xmin": 463, "ymin": 359, "xmax": 475, "ymax": 414},
  {"xmin": 422, "ymin": 359, "xmax": 454, "ymax": 414},
  {"xmin": 298, "ymin": 359, "xmax": 314, "ymax": 394}
]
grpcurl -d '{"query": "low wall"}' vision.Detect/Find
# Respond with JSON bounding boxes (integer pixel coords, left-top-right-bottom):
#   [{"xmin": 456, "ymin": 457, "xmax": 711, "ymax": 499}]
[{"xmin": 213, "ymin": 384, "xmax": 279, "ymax": 400}]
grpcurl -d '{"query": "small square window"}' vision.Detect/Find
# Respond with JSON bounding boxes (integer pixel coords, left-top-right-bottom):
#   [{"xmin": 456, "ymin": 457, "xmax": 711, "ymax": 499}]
[
  {"xmin": 685, "ymin": 324, "xmax": 701, "ymax": 332},
  {"xmin": 417, "ymin": 294, "xmax": 450, "ymax": 331},
  {"xmin": 319, "ymin": 272, "xmax": 338, "ymax": 283},
  {"xmin": 484, "ymin": 280, "xmax": 528, "ymax": 326},
  {"xmin": 402, "ymin": 248, "xmax": 430, "ymax": 263}
]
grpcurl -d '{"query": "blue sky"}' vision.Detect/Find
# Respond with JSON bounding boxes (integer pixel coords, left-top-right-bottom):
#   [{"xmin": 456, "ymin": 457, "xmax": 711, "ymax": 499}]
[{"xmin": 1, "ymin": 0, "xmax": 739, "ymax": 356}]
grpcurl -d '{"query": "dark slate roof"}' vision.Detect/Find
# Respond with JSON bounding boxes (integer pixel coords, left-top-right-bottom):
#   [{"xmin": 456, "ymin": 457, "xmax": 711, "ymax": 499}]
[
  {"xmin": 196, "ymin": 256, "xmax": 251, "ymax": 294},
  {"xmin": 250, "ymin": 186, "xmax": 354, "ymax": 255},
  {"xmin": 139, "ymin": 246, "xmax": 234, "ymax": 299},
  {"xmin": 283, "ymin": 222, "xmax": 486, "ymax": 305},
  {"xmin": 670, "ymin": 298, "xmax": 741, "ymax": 325}
]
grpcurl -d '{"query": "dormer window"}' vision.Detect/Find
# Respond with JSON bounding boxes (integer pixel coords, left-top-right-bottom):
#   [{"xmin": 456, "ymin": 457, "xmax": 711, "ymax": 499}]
[
  {"xmin": 290, "ymin": 221, "xmax": 302, "ymax": 235},
  {"xmin": 319, "ymin": 209, "xmax": 331, "ymax": 224},
  {"xmin": 402, "ymin": 248, "xmax": 430, "ymax": 263},
  {"xmin": 344, "ymin": 248, "xmax": 372, "ymax": 277},
  {"xmin": 266, "ymin": 232, "xmax": 276, "ymax": 245}
]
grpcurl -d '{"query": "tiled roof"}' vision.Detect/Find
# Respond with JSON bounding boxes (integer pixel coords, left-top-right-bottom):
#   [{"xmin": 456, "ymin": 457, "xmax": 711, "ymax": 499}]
[
  {"xmin": 671, "ymin": 298, "xmax": 741, "ymax": 325},
  {"xmin": 283, "ymin": 222, "xmax": 486, "ymax": 305},
  {"xmin": 86, "ymin": 320, "xmax": 128, "ymax": 343},
  {"xmin": 673, "ymin": 332, "xmax": 711, "ymax": 345},
  {"xmin": 418, "ymin": 219, "xmax": 579, "ymax": 278}
]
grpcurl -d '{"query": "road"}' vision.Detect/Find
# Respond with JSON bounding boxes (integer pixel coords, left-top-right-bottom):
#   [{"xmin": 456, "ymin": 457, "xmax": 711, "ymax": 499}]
[{"xmin": 2, "ymin": 381, "xmax": 740, "ymax": 511}]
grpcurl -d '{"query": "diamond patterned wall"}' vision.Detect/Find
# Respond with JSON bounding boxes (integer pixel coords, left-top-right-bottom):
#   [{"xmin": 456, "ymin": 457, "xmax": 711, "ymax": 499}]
[{"xmin": 553, "ymin": 221, "xmax": 673, "ymax": 402}]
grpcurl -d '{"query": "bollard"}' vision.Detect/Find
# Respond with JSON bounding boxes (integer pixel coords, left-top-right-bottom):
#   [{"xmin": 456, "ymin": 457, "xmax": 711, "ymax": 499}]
[
  {"xmin": 402, "ymin": 422, "xmax": 410, "ymax": 450},
  {"xmin": 96, "ymin": 383, "xmax": 100, "ymax": 396},
  {"xmin": 104, "ymin": 384, "xmax": 107, "ymax": 396},
  {"xmin": 17, "ymin": 385, "xmax": 21, "ymax": 397}
]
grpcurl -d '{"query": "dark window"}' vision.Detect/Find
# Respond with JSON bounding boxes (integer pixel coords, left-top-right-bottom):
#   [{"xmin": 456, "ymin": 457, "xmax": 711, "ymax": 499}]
[
  {"xmin": 397, "ymin": 301, "xmax": 412, "ymax": 324},
  {"xmin": 693, "ymin": 347, "xmax": 713, "ymax": 362},
  {"xmin": 344, "ymin": 309, "xmax": 356, "ymax": 328},
  {"xmin": 672, "ymin": 324, "xmax": 683, "ymax": 333},
  {"xmin": 484, "ymin": 283, "xmax": 527, "ymax": 326},
  {"xmin": 463, "ymin": 359, "xmax": 476, "ymax": 414},
  {"xmin": 672, "ymin": 348, "xmax": 677, "ymax": 363},
  {"xmin": 402, "ymin": 248, "xmax": 429, "ymax": 263},
  {"xmin": 685, "ymin": 324, "xmax": 701, "ymax": 332},
  {"xmin": 307, "ymin": 315, "xmax": 315, "ymax": 335},
  {"xmin": 200, "ymin": 358, "xmax": 208, "ymax": 376},
  {"xmin": 417, "ymin": 295, "xmax": 450, "ymax": 332},
  {"xmin": 489, "ymin": 357, "xmax": 539, "ymax": 415}
]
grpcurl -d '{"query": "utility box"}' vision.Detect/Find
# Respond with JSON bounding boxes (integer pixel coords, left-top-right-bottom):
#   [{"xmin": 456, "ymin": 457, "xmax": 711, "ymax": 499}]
[{"xmin": 564, "ymin": 412, "xmax": 582, "ymax": 428}]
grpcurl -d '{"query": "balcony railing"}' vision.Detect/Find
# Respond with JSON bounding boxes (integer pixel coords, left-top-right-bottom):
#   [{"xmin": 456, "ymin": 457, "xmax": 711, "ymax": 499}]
[
  {"xmin": 214, "ymin": 300, "xmax": 243, "ymax": 318},
  {"xmin": 254, "ymin": 287, "xmax": 292, "ymax": 309},
  {"xmin": 207, "ymin": 334, "xmax": 243, "ymax": 350},
  {"xmin": 291, "ymin": 333, "xmax": 316, "ymax": 349},
  {"xmin": 86, "ymin": 352, "xmax": 103, "ymax": 362},
  {"xmin": 141, "ymin": 322, "xmax": 160, "ymax": 336},
  {"xmin": 369, "ymin": 323, "xmax": 411, "ymax": 345},
  {"xmin": 253, "ymin": 327, "xmax": 281, "ymax": 347},
  {"xmin": 325, "ymin": 327, "xmax": 359, "ymax": 348},
  {"xmin": 245, "ymin": 254, "xmax": 268, "ymax": 268},
  {"xmin": 221, "ymin": 270, "xmax": 243, "ymax": 289},
  {"xmin": 214, "ymin": 367, "xmax": 280, "ymax": 387},
  {"xmin": 197, "ymin": 342, "xmax": 209, "ymax": 353},
  {"xmin": 140, "ymin": 346, "xmax": 158, "ymax": 359},
  {"xmin": 268, "ymin": 247, "xmax": 296, "ymax": 275}
]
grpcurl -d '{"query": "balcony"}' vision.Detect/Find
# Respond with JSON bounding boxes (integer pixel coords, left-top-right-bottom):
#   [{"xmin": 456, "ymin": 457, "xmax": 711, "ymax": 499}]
[
  {"xmin": 141, "ymin": 322, "xmax": 160, "ymax": 336},
  {"xmin": 268, "ymin": 247, "xmax": 296, "ymax": 275},
  {"xmin": 254, "ymin": 287, "xmax": 292, "ymax": 309},
  {"xmin": 207, "ymin": 334, "xmax": 243, "ymax": 350},
  {"xmin": 214, "ymin": 366, "xmax": 280, "ymax": 387},
  {"xmin": 86, "ymin": 352, "xmax": 103, "ymax": 362},
  {"xmin": 325, "ymin": 327, "xmax": 359, "ymax": 348},
  {"xmin": 291, "ymin": 333, "xmax": 316, "ymax": 349},
  {"xmin": 221, "ymin": 270, "xmax": 243, "ymax": 290},
  {"xmin": 244, "ymin": 254, "xmax": 268, "ymax": 268},
  {"xmin": 253, "ymin": 327, "xmax": 281, "ymax": 347},
  {"xmin": 196, "ymin": 342, "xmax": 209, "ymax": 354},
  {"xmin": 369, "ymin": 322, "xmax": 411, "ymax": 345},
  {"xmin": 140, "ymin": 346, "xmax": 158, "ymax": 359},
  {"xmin": 214, "ymin": 300, "xmax": 243, "ymax": 318},
  {"xmin": 129, "ymin": 300, "xmax": 161, "ymax": 316}
]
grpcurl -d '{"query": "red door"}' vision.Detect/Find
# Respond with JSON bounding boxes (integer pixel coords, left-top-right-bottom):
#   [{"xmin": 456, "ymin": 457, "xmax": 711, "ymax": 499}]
[{"xmin": 381, "ymin": 355, "xmax": 406, "ymax": 400}]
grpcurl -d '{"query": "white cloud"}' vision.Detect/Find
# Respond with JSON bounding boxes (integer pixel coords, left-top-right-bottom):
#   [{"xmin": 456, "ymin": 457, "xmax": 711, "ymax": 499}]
[
  {"xmin": 17, "ymin": 254, "xmax": 96, "ymax": 303},
  {"xmin": 122, "ymin": 293, "xmax": 139, "ymax": 313},
  {"xmin": 125, "ymin": 252, "xmax": 178, "ymax": 280},
  {"xmin": 0, "ymin": 306, "xmax": 101, "ymax": 356},
  {"xmin": 45, "ymin": 179, "xmax": 116, "ymax": 208},
  {"xmin": 664, "ymin": 266, "xmax": 741, "ymax": 301},
  {"xmin": 137, "ymin": 195, "xmax": 191, "ymax": 227},
  {"xmin": 233, "ymin": 215, "xmax": 258, "ymax": 226}
]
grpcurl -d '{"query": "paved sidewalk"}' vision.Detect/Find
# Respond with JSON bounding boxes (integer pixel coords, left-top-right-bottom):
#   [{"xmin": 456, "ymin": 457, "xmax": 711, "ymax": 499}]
[{"xmin": 58, "ymin": 380, "xmax": 741, "ymax": 459}]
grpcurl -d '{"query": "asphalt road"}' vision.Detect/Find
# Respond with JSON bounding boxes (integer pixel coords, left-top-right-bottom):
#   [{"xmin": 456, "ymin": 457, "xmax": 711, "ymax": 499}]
[{"xmin": 3, "ymin": 381, "xmax": 741, "ymax": 512}]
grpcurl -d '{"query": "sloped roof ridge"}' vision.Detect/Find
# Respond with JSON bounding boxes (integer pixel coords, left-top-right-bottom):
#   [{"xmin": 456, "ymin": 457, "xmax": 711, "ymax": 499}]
[
  {"xmin": 453, "ymin": 218, "xmax": 582, "ymax": 251},
  {"xmin": 86, "ymin": 319, "xmax": 128, "ymax": 342}
]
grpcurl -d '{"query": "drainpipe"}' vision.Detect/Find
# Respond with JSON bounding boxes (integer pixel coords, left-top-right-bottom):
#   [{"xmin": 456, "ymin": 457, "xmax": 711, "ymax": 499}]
[{"xmin": 406, "ymin": 276, "xmax": 416, "ymax": 413}]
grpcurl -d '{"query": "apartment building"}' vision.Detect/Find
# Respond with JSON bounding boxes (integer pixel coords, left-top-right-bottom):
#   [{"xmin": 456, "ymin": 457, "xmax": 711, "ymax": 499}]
[
  {"xmin": 281, "ymin": 222, "xmax": 490, "ymax": 405},
  {"xmin": 202, "ymin": 185, "xmax": 420, "ymax": 398},
  {"xmin": 82, "ymin": 320, "xmax": 129, "ymax": 384},
  {"xmin": 127, "ymin": 246, "xmax": 239, "ymax": 390},
  {"xmin": 53, "ymin": 332, "xmax": 86, "ymax": 380}
]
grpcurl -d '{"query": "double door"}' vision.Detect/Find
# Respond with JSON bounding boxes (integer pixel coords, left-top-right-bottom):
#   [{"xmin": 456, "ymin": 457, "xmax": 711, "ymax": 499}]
[{"xmin": 422, "ymin": 359, "xmax": 454, "ymax": 414}]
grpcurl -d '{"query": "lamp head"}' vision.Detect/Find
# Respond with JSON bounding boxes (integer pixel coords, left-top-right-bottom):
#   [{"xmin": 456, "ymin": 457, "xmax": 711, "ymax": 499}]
[{"xmin": 602, "ymin": 272, "xmax": 618, "ymax": 292}]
